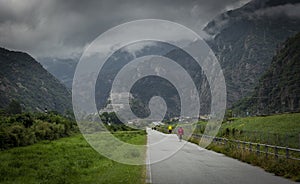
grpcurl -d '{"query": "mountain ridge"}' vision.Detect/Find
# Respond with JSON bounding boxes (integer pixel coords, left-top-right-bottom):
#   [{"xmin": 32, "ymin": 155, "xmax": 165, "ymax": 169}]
[
  {"xmin": 36, "ymin": 0, "xmax": 300, "ymax": 117},
  {"xmin": 203, "ymin": 0, "xmax": 300, "ymax": 107},
  {"xmin": 0, "ymin": 47, "xmax": 72, "ymax": 113}
]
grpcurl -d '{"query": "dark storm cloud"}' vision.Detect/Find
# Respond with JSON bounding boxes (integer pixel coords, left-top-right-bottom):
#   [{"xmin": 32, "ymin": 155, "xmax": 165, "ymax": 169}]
[{"xmin": 0, "ymin": 0, "xmax": 249, "ymax": 58}]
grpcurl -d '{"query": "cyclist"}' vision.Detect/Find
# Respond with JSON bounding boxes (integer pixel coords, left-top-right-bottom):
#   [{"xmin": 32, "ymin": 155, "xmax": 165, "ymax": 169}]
[
  {"xmin": 177, "ymin": 127, "xmax": 184, "ymax": 142},
  {"xmin": 168, "ymin": 125, "xmax": 172, "ymax": 134}
]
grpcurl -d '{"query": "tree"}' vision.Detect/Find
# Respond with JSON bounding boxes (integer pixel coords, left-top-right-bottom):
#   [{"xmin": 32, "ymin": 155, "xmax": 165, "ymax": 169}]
[
  {"xmin": 108, "ymin": 112, "xmax": 122, "ymax": 124},
  {"xmin": 100, "ymin": 112, "xmax": 109, "ymax": 124},
  {"xmin": 223, "ymin": 109, "xmax": 233, "ymax": 123},
  {"xmin": 7, "ymin": 100, "xmax": 22, "ymax": 115}
]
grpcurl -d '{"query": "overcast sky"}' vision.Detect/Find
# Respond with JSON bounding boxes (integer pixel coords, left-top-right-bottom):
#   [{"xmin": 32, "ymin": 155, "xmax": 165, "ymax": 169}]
[{"xmin": 0, "ymin": 0, "xmax": 250, "ymax": 59}]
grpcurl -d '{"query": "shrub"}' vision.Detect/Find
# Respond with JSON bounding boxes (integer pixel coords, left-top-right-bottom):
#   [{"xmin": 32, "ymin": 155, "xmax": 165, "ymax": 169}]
[{"xmin": 0, "ymin": 112, "xmax": 77, "ymax": 150}]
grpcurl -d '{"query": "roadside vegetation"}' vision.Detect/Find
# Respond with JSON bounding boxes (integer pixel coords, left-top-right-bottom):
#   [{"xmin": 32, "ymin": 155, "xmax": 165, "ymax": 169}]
[
  {"xmin": 0, "ymin": 132, "xmax": 146, "ymax": 184},
  {"xmin": 100, "ymin": 112, "xmax": 138, "ymax": 132},
  {"xmin": 205, "ymin": 143, "xmax": 300, "ymax": 181},
  {"xmin": 0, "ymin": 108, "xmax": 77, "ymax": 150},
  {"xmin": 194, "ymin": 113, "xmax": 300, "ymax": 149},
  {"xmin": 0, "ymin": 106, "xmax": 147, "ymax": 183},
  {"xmin": 157, "ymin": 112, "xmax": 300, "ymax": 181}
]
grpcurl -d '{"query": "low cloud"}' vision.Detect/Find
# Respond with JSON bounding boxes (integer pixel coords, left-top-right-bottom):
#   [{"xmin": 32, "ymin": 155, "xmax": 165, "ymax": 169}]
[
  {"xmin": 0, "ymin": 0, "xmax": 250, "ymax": 59},
  {"xmin": 254, "ymin": 3, "xmax": 300, "ymax": 18}
]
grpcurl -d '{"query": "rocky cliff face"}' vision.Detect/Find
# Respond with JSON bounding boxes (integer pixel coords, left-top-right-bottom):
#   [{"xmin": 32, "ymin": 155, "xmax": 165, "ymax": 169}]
[
  {"xmin": 0, "ymin": 47, "xmax": 72, "ymax": 113},
  {"xmin": 204, "ymin": 0, "xmax": 300, "ymax": 107},
  {"xmin": 233, "ymin": 32, "xmax": 300, "ymax": 115}
]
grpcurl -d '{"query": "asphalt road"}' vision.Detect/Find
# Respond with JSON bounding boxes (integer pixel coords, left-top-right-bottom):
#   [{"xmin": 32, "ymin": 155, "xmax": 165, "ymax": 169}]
[{"xmin": 146, "ymin": 128, "xmax": 296, "ymax": 184}]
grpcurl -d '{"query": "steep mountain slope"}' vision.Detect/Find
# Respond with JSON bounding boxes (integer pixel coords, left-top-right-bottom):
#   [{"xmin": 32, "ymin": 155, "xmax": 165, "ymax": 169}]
[
  {"xmin": 39, "ymin": 58, "xmax": 78, "ymax": 89},
  {"xmin": 233, "ymin": 32, "xmax": 300, "ymax": 115},
  {"xmin": 37, "ymin": 0, "xmax": 300, "ymax": 118},
  {"xmin": 0, "ymin": 47, "xmax": 72, "ymax": 113},
  {"xmin": 204, "ymin": 0, "xmax": 300, "ymax": 107}
]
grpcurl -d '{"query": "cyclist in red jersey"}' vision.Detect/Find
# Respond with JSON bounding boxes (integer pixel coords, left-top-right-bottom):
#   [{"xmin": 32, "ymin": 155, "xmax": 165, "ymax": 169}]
[{"xmin": 177, "ymin": 127, "xmax": 184, "ymax": 142}]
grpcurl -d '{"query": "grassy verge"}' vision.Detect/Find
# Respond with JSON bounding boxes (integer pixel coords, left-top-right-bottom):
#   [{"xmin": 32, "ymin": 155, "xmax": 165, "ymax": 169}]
[
  {"xmin": 219, "ymin": 113, "xmax": 300, "ymax": 148},
  {"xmin": 191, "ymin": 113, "xmax": 300, "ymax": 149},
  {"xmin": 206, "ymin": 143, "xmax": 300, "ymax": 181},
  {"xmin": 0, "ymin": 131, "xmax": 146, "ymax": 184},
  {"xmin": 204, "ymin": 114, "xmax": 300, "ymax": 181},
  {"xmin": 158, "ymin": 113, "xmax": 300, "ymax": 181}
]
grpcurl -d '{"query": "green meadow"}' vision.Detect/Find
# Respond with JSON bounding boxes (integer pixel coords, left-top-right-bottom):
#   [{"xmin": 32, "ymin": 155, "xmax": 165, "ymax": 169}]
[
  {"xmin": 0, "ymin": 131, "xmax": 146, "ymax": 184},
  {"xmin": 192, "ymin": 113, "xmax": 300, "ymax": 148},
  {"xmin": 191, "ymin": 113, "xmax": 300, "ymax": 181}
]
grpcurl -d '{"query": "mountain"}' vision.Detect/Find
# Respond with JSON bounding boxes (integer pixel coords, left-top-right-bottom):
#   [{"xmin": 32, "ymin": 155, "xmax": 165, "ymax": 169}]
[
  {"xmin": 95, "ymin": 41, "xmax": 182, "ymax": 119},
  {"xmin": 39, "ymin": 57, "xmax": 78, "ymax": 89},
  {"xmin": 37, "ymin": 0, "xmax": 300, "ymax": 118},
  {"xmin": 204, "ymin": 0, "xmax": 300, "ymax": 107},
  {"xmin": 233, "ymin": 32, "xmax": 300, "ymax": 115},
  {"xmin": 0, "ymin": 47, "xmax": 72, "ymax": 113}
]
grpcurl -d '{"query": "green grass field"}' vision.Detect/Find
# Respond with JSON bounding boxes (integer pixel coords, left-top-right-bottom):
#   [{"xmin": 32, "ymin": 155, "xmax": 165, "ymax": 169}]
[
  {"xmin": 188, "ymin": 113, "xmax": 300, "ymax": 181},
  {"xmin": 0, "ymin": 131, "xmax": 146, "ymax": 184},
  {"xmin": 192, "ymin": 113, "xmax": 300, "ymax": 148}
]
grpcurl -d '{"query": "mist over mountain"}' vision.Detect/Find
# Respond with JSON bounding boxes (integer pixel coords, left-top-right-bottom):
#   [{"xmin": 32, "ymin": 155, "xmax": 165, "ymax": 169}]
[
  {"xmin": 39, "ymin": 58, "xmax": 78, "ymax": 89},
  {"xmin": 0, "ymin": 48, "xmax": 72, "ymax": 113},
  {"xmin": 233, "ymin": 32, "xmax": 300, "ymax": 115},
  {"xmin": 95, "ymin": 41, "xmax": 185, "ymax": 119},
  {"xmin": 204, "ymin": 0, "xmax": 300, "ymax": 107},
  {"xmin": 35, "ymin": 0, "xmax": 300, "ymax": 118}
]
